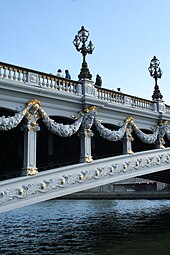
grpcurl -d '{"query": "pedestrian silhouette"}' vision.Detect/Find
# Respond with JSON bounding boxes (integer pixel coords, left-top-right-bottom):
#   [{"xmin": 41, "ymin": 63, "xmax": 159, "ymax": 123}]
[
  {"xmin": 57, "ymin": 69, "xmax": 63, "ymax": 77},
  {"xmin": 65, "ymin": 70, "xmax": 71, "ymax": 79},
  {"xmin": 95, "ymin": 74, "xmax": 102, "ymax": 87}
]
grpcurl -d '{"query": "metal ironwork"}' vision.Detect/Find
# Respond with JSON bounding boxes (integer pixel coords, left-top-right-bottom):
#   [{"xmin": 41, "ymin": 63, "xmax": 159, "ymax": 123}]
[
  {"xmin": 73, "ymin": 26, "xmax": 94, "ymax": 80},
  {"xmin": 148, "ymin": 56, "xmax": 163, "ymax": 100}
]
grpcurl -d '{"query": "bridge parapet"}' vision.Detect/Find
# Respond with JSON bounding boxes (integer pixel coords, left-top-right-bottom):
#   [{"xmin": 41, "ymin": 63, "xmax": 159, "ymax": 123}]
[
  {"xmin": 165, "ymin": 105, "xmax": 170, "ymax": 114},
  {"xmin": 0, "ymin": 61, "xmax": 169, "ymax": 115},
  {"xmin": 96, "ymin": 86, "xmax": 154, "ymax": 111},
  {"xmin": 0, "ymin": 61, "xmax": 80, "ymax": 95}
]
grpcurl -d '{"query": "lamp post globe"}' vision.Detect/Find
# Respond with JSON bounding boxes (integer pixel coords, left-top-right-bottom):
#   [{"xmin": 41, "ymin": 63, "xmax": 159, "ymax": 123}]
[
  {"xmin": 148, "ymin": 56, "xmax": 163, "ymax": 100},
  {"xmin": 73, "ymin": 26, "xmax": 95, "ymax": 80}
]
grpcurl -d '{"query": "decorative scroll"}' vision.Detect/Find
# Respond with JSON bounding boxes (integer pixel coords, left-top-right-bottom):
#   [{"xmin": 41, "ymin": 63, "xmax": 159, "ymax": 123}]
[
  {"xmin": 0, "ymin": 109, "xmax": 27, "ymax": 131},
  {"xmin": 132, "ymin": 124, "xmax": 159, "ymax": 144},
  {"xmin": 94, "ymin": 117, "xmax": 133, "ymax": 141},
  {"xmin": 82, "ymin": 106, "xmax": 97, "ymax": 130},
  {"xmin": 39, "ymin": 108, "xmax": 84, "ymax": 137}
]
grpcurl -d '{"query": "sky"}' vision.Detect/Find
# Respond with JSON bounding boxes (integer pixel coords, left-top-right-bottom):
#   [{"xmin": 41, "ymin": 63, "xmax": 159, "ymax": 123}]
[{"xmin": 1, "ymin": 0, "xmax": 170, "ymax": 103}]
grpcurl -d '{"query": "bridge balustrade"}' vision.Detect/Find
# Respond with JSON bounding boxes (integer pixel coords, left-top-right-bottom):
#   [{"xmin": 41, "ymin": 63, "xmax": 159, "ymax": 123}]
[
  {"xmin": 0, "ymin": 62, "xmax": 79, "ymax": 95},
  {"xmin": 0, "ymin": 61, "xmax": 169, "ymax": 115},
  {"xmin": 165, "ymin": 105, "xmax": 170, "ymax": 114},
  {"xmin": 96, "ymin": 87, "xmax": 154, "ymax": 111}
]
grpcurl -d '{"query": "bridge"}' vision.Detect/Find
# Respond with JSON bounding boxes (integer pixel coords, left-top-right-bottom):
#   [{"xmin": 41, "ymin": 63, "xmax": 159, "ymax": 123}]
[{"xmin": 0, "ymin": 27, "xmax": 170, "ymax": 213}]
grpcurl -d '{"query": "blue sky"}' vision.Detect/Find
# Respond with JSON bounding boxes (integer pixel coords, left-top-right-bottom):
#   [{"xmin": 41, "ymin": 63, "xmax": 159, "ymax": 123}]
[{"xmin": 1, "ymin": 0, "xmax": 170, "ymax": 103}]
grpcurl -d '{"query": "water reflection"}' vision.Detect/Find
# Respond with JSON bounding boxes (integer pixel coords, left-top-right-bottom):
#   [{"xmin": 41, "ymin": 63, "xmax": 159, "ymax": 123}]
[{"xmin": 0, "ymin": 199, "xmax": 170, "ymax": 254}]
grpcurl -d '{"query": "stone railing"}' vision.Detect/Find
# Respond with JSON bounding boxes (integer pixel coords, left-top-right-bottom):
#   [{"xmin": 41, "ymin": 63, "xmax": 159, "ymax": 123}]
[
  {"xmin": 165, "ymin": 105, "xmax": 170, "ymax": 114},
  {"xmin": 0, "ymin": 61, "xmax": 170, "ymax": 113},
  {"xmin": 95, "ymin": 87, "xmax": 154, "ymax": 111},
  {"xmin": 0, "ymin": 61, "xmax": 79, "ymax": 94}
]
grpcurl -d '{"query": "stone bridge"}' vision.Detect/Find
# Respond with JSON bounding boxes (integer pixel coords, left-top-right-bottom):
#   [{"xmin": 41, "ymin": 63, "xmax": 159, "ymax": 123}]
[{"xmin": 0, "ymin": 53, "xmax": 170, "ymax": 212}]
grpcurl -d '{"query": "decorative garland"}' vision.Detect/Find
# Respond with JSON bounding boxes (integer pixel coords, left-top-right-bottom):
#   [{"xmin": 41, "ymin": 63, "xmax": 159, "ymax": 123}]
[
  {"xmin": 0, "ymin": 100, "xmax": 170, "ymax": 146},
  {"xmin": 94, "ymin": 118, "xmax": 128, "ymax": 141},
  {"xmin": 0, "ymin": 109, "xmax": 27, "ymax": 131},
  {"xmin": 39, "ymin": 107, "xmax": 84, "ymax": 137},
  {"xmin": 132, "ymin": 124, "xmax": 159, "ymax": 144}
]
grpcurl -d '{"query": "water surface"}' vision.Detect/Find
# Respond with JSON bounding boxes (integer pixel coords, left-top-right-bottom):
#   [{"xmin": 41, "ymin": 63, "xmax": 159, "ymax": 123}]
[{"xmin": 0, "ymin": 199, "xmax": 170, "ymax": 254}]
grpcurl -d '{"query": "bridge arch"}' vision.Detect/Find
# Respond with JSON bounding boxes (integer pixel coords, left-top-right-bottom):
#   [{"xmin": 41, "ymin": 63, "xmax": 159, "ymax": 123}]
[
  {"xmin": 132, "ymin": 129, "xmax": 156, "ymax": 152},
  {"xmin": 164, "ymin": 136, "xmax": 170, "ymax": 148},
  {"xmin": 0, "ymin": 108, "xmax": 24, "ymax": 180},
  {"xmin": 92, "ymin": 123, "xmax": 122, "ymax": 159},
  {"xmin": 37, "ymin": 116, "xmax": 80, "ymax": 171}
]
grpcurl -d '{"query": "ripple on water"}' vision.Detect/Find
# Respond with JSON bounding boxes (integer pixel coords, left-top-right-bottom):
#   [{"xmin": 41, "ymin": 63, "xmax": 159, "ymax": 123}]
[{"xmin": 1, "ymin": 199, "xmax": 170, "ymax": 254}]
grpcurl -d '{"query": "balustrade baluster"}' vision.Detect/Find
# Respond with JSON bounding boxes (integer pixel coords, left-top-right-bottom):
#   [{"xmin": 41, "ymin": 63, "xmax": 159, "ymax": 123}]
[
  {"xmin": 42, "ymin": 76, "xmax": 45, "ymax": 87},
  {"xmin": 49, "ymin": 78, "xmax": 52, "ymax": 88},
  {"xmin": 108, "ymin": 92, "xmax": 111, "ymax": 101},
  {"xmin": 8, "ymin": 67, "xmax": 12, "ymax": 79},
  {"xmin": 13, "ymin": 69, "xmax": 17, "ymax": 80},
  {"xmin": 68, "ymin": 82, "xmax": 71, "ymax": 92},
  {"xmin": 97, "ymin": 89, "xmax": 100, "ymax": 99},
  {"xmin": 104, "ymin": 91, "xmax": 107, "ymax": 100},
  {"xmin": 46, "ymin": 77, "xmax": 50, "ymax": 88},
  {"xmin": 106, "ymin": 92, "xmax": 109, "ymax": 101},
  {"xmin": 73, "ymin": 84, "xmax": 76, "ymax": 93},
  {"xmin": 136, "ymin": 99, "xmax": 139, "ymax": 107},
  {"xmin": 22, "ymin": 71, "xmax": 27, "ymax": 82},
  {"xmin": 0, "ymin": 65, "xmax": 2, "ymax": 78},
  {"xmin": 61, "ymin": 80, "xmax": 65, "ymax": 90},
  {"xmin": 38, "ymin": 75, "xmax": 42, "ymax": 86},
  {"xmin": 18, "ymin": 70, "xmax": 21, "ymax": 81},
  {"xmin": 50, "ymin": 78, "xmax": 54, "ymax": 88},
  {"xmin": 65, "ymin": 82, "xmax": 69, "ymax": 91},
  {"xmin": 144, "ymin": 101, "xmax": 147, "ymax": 109},
  {"xmin": 110, "ymin": 92, "xmax": 113, "ymax": 101},
  {"xmin": 54, "ymin": 79, "xmax": 57, "ymax": 89},
  {"xmin": 3, "ymin": 67, "xmax": 7, "ymax": 78}
]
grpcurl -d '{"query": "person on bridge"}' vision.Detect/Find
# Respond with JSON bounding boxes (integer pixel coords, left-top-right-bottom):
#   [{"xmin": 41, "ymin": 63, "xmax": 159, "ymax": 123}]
[
  {"xmin": 65, "ymin": 69, "xmax": 71, "ymax": 79},
  {"xmin": 57, "ymin": 69, "xmax": 63, "ymax": 77},
  {"xmin": 95, "ymin": 74, "xmax": 102, "ymax": 87}
]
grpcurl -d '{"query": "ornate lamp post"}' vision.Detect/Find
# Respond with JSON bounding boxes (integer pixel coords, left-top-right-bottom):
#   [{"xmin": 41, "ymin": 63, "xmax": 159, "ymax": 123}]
[
  {"xmin": 73, "ymin": 26, "xmax": 94, "ymax": 80},
  {"xmin": 148, "ymin": 56, "xmax": 163, "ymax": 100}
]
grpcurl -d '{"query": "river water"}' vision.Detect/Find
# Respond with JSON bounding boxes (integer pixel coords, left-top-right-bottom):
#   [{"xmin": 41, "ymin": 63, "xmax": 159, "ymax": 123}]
[{"xmin": 0, "ymin": 199, "xmax": 170, "ymax": 255}]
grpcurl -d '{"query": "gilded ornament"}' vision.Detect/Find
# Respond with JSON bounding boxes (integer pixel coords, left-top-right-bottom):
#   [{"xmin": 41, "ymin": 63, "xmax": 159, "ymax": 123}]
[
  {"xmin": 135, "ymin": 160, "xmax": 140, "ymax": 169},
  {"xmin": 86, "ymin": 128, "xmax": 91, "ymax": 135},
  {"xmin": 95, "ymin": 170, "xmax": 100, "ymax": 176},
  {"xmin": 125, "ymin": 116, "xmax": 134, "ymax": 126},
  {"xmin": 26, "ymin": 99, "xmax": 41, "ymax": 108},
  {"xmin": 32, "ymin": 103, "xmax": 40, "ymax": 111},
  {"xmin": 128, "ymin": 149, "xmax": 134, "ymax": 154},
  {"xmin": 159, "ymin": 120, "xmax": 168, "ymax": 126},
  {"xmin": 60, "ymin": 177, "xmax": 65, "ymax": 185},
  {"xmin": 123, "ymin": 163, "xmax": 128, "ymax": 172},
  {"xmin": 110, "ymin": 166, "xmax": 115, "ymax": 173},
  {"xmin": 79, "ymin": 174, "xmax": 84, "ymax": 180},
  {"xmin": 159, "ymin": 138, "xmax": 165, "ymax": 149},
  {"xmin": 41, "ymin": 183, "xmax": 46, "ymax": 190},
  {"xmin": 146, "ymin": 158, "xmax": 151, "ymax": 167},
  {"xmin": 71, "ymin": 112, "xmax": 84, "ymax": 120},
  {"xmin": 156, "ymin": 156, "xmax": 161, "ymax": 164},
  {"xmin": 27, "ymin": 168, "xmax": 38, "ymax": 176},
  {"xmin": 166, "ymin": 155, "xmax": 170, "ymax": 162},
  {"xmin": 85, "ymin": 155, "xmax": 93, "ymax": 163},
  {"xmin": 18, "ymin": 188, "xmax": 24, "ymax": 196},
  {"xmin": 84, "ymin": 106, "xmax": 96, "ymax": 113}
]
